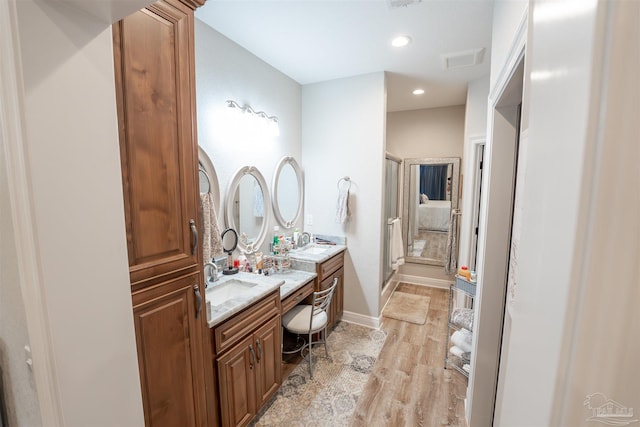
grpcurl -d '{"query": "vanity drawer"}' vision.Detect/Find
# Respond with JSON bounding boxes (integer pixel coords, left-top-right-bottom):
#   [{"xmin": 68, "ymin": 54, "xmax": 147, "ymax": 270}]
[
  {"xmin": 319, "ymin": 252, "xmax": 344, "ymax": 281},
  {"xmin": 281, "ymin": 280, "xmax": 314, "ymax": 314},
  {"xmin": 213, "ymin": 291, "xmax": 280, "ymax": 355}
]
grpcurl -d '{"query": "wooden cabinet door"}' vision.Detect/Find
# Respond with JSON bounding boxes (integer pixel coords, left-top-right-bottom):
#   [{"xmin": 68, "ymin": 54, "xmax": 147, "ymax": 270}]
[
  {"xmin": 217, "ymin": 336, "xmax": 257, "ymax": 427},
  {"xmin": 132, "ymin": 273, "xmax": 206, "ymax": 427},
  {"xmin": 254, "ymin": 317, "xmax": 281, "ymax": 408},
  {"xmin": 113, "ymin": 0, "xmax": 200, "ymax": 289}
]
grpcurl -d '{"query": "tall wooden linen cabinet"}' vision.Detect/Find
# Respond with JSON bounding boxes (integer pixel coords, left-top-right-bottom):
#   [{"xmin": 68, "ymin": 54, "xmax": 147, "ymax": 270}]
[{"xmin": 112, "ymin": 0, "xmax": 212, "ymax": 426}]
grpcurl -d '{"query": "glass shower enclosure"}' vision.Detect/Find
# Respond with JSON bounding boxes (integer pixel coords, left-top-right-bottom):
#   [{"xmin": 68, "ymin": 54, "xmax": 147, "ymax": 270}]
[{"xmin": 382, "ymin": 155, "xmax": 401, "ymax": 288}]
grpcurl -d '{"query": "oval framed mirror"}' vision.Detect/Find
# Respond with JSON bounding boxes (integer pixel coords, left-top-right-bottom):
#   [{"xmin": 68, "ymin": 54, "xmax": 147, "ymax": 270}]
[
  {"xmin": 272, "ymin": 156, "xmax": 303, "ymax": 229},
  {"xmin": 225, "ymin": 166, "xmax": 271, "ymax": 254},
  {"xmin": 199, "ymin": 146, "xmax": 224, "ymax": 263}
]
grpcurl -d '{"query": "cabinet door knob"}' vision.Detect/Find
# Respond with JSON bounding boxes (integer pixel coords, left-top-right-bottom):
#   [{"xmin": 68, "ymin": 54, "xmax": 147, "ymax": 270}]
[
  {"xmin": 189, "ymin": 219, "xmax": 198, "ymax": 255},
  {"xmin": 193, "ymin": 284, "xmax": 202, "ymax": 319}
]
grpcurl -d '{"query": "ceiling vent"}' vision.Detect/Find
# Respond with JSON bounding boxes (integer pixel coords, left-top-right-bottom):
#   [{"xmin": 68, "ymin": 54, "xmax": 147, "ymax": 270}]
[
  {"xmin": 441, "ymin": 48, "xmax": 486, "ymax": 69},
  {"xmin": 387, "ymin": 0, "xmax": 422, "ymax": 9}
]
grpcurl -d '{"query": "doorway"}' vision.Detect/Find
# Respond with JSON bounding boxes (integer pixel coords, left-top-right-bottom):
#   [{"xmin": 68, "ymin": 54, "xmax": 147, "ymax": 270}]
[{"xmin": 469, "ymin": 141, "xmax": 485, "ymax": 271}]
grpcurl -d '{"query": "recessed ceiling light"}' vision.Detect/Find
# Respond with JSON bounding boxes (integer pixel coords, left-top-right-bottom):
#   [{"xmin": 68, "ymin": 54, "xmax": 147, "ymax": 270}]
[
  {"xmin": 391, "ymin": 35, "xmax": 412, "ymax": 47},
  {"xmin": 412, "ymin": 89, "xmax": 425, "ymax": 95}
]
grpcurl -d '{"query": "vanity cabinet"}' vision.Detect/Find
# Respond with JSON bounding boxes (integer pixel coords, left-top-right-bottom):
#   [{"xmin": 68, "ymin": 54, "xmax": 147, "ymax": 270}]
[
  {"xmin": 112, "ymin": 0, "xmax": 209, "ymax": 426},
  {"xmin": 315, "ymin": 252, "xmax": 345, "ymax": 330},
  {"xmin": 280, "ymin": 280, "xmax": 314, "ymax": 314},
  {"xmin": 213, "ymin": 292, "xmax": 282, "ymax": 427}
]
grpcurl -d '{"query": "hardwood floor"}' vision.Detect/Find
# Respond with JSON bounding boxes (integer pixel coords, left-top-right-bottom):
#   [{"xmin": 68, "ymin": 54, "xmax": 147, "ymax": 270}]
[{"xmin": 351, "ymin": 283, "xmax": 468, "ymax": 427}]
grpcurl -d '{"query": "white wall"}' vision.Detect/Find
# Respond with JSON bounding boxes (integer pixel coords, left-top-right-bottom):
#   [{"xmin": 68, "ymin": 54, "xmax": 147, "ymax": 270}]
[
  {"xmin": 387, "ymin": 105, "xmax": 465, "ymax": 283},
  {"xmin": 14, "ymin": 1, "xmax": 144, "ymax": 425},
  {"xmin": 387, "ymin": 106, "xmax": 465, "ymax": 159},
  {"xmin": 490, "ymin": 0, "xmax": 528, "ymax": 92},
  {"xmin": 302, "ymin": 72, "xmax": 386, "ymax": 319},
  {"xmin": 194, "ymin": 20, "xmax": 302, "ymax": 254},
  {"xmin": 458, "ymin": 75, "xmax": 489, "ymax": 268},
  {"xmin": 463, "ymin": 76, "xmax": 490, "ymax": 140}
]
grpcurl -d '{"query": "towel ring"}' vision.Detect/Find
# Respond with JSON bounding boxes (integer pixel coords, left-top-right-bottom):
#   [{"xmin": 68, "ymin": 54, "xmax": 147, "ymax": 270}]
[{"xmin": 337, "ymin": 176, "xmax": 351, "ymax": 191}]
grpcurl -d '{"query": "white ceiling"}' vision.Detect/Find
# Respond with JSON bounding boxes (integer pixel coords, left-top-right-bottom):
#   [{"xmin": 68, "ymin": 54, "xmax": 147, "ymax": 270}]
[{"xmin": 196, "ymin": 0, "xmax": 493, "ymax": 112}]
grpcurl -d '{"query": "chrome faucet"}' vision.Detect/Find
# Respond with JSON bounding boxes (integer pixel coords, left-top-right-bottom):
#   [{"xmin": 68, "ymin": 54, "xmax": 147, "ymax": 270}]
[
  {"xmin": 204, "ymin": 262, "xmax": 219, "ymax": 286},
  {"xmin": 297, "ymin": 232, "xmax": 311, "ymax": 248}
]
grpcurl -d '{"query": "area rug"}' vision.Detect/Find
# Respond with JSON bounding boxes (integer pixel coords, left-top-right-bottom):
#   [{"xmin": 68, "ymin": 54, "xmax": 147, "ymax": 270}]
[
  {"xmin": 382, "ymin": 292, "xmax": 431, "ymax": 325},
  {"xmin": 418, "ymin": 230, "xmax": 448, "ymax": 260},
  {"xmin": 251, "ymin": 321, "xmax": 387, "ymax": 427}
]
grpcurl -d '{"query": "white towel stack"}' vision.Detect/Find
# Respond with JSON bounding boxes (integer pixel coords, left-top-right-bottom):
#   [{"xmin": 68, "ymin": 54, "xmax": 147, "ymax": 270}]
[
  {"xmin": 451, "ymin": 328, "xmax": 473, "ymax": 353},
  {"xmin": 450, "ymin": 328, "xmax": 473, "ymax": 372}
]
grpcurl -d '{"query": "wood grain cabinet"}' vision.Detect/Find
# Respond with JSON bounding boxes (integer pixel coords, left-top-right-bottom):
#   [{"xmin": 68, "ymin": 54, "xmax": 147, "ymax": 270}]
[
  {"xmin": 132, "ymin": 273, "xmax": 205, "ymax": 427},
  {"xmin": 315, "ymin": 252, "xmax": 345, "ymax": 330},
  {"xmin": 112, "ymin": 0, "xmax": 208, "ymax": 426},
  {"xmin": 214, "ymin": 293, "xmax": 282, "ymax": 427}
]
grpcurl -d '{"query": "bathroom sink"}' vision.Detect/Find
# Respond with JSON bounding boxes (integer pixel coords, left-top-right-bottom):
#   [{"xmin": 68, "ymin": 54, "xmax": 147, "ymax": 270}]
[
  {"xmin": 208, "ymin": 279, "xmax": 258, "ymax": 304},
  {"xmin": 223, "ymin": 279, "xmax": 258, "ymax": 289},
  {"xmin": 295, "ymin": 245, "xmax": 328, "ymax": 255}
]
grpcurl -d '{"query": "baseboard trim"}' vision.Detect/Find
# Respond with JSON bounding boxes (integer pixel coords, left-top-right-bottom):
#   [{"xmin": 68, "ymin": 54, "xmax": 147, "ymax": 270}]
[
  {"xmin": 341, "ymin": 311, "xmax": 380, "ymax": 329},
  {"xmin": 380, "ymin": 276, "xmax": 400, "ymax": 308},
  {"xmin": 398, "ymin": 274, "xmax": 452, "ymax": 289}
]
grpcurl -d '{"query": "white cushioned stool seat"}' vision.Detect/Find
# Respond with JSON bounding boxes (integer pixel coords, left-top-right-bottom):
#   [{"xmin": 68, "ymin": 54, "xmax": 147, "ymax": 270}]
[{"xmin": 282, "ymin": 305, "xmax": 328, "ymax": 334}]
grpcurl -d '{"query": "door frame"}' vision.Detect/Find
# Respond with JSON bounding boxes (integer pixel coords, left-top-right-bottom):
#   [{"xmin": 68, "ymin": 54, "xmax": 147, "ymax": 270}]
[
  {"xmin": 467, "ymin": 137, "xmax": 485, "ymax": 271},
  {"xmin": 0, "ymin": 1, "xmax": 63, "ymax": 425}
]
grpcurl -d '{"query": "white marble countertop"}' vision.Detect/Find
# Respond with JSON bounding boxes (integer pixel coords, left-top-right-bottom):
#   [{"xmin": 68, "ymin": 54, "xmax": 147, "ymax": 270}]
[
  {"xmin": 288, "ymin": 243, "xmax": 347, "ymax": 263},
  {"xmin": 267, "ymin": 269, "xmax": 317, "ymax": 299},
  {"xmin": 205, "ymin": 269, "xmax": 318, "ymax": 328},
  {"xmin": 206, "ymin": 242, "xmax": 346, "ymax": 328},
  {"xmin": 206, "ymin": 272, "xmax": 283, "ymax": 328}
]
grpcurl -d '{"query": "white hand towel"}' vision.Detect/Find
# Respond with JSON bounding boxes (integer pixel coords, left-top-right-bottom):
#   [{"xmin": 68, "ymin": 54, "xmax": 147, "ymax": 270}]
[
  {"xmin": 390, "ymin": 218, "xmax": 405, "ymax": 270},
  {"xmin": 335, "ymin": 185, "xmax": 350, "ymax": 224}
]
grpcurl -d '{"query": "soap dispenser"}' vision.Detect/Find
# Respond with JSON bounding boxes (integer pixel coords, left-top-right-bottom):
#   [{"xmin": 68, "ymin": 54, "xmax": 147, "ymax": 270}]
[{"xmin": 273, "ymin": 225, "xmax": 280, "ymax": 254}]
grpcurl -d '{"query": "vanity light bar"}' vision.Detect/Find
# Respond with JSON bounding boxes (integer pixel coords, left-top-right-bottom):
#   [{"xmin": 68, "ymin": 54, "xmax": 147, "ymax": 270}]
[{"xmin": 226, "ymin": 100, "xmax": 278, "ymax": 123}]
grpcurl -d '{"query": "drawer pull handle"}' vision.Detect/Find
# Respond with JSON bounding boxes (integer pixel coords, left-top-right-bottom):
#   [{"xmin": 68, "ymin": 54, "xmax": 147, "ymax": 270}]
[
  {"xmin": 249, "ymin": 344, "xmax": 256, "ymax": 369},
  {"xmin": 256, "ymin": 339, "xmax": 262, "ymax": 362},
  {"xmin": 189, "ymin": 219, "xmax": 198, "ymax": 255},
  {"xmin": 194, "ymin": 284, "xmax": 202, "ymax": 319}
]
